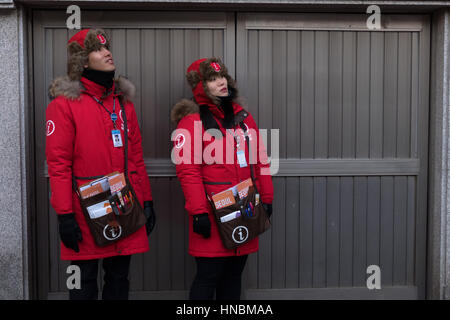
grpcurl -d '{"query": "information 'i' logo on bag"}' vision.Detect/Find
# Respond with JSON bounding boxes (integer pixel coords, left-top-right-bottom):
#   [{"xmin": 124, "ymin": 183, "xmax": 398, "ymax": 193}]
[
  {"xmin": 232, "ymin": 226, "xmax": 249, "ymax": 244},
  {"xmin": 103, "ymin": 222, "xmax": 122, "ymax": 241}
]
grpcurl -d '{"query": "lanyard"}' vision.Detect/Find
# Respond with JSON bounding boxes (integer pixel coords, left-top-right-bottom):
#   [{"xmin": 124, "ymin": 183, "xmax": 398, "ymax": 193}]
[
  {"xmin": 91, "ymin": 95, "xmax": 118, "ymax": 128},
  {"xmin": 227, "ymin": 128, "xmax": 242, "ymax": 149}
]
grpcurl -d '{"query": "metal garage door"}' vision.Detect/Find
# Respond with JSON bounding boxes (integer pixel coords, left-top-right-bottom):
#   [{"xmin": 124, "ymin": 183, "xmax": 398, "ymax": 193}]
[
  {"xmin": 33, "ymin": 10, "xmax": 430, "ymax": 299},
  {"xmin": 236, "ymin": 13, "xmax": 430, "ymax": 299}
]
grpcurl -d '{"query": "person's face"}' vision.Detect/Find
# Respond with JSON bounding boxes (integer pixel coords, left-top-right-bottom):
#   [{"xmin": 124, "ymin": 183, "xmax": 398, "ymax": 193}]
[
  {"xmin": 84, "ymin": 46, "xmax": 115, "ymax": 72},
  {"xmin": 206, "ymin": 76, "xmax": 228, "ymax": 97}
]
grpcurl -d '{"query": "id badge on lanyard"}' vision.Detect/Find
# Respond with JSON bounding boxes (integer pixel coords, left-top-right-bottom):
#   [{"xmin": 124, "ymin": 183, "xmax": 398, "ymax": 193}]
[
  {"xmin": 91, "ymin": 95, "xmax": 123, "ymax": 148},
  {"xmin": 235, "ymin": 135, "xmax": 247, "ymax": 168},
  {"xmin": 237, "ymin": 150, "xmax": 247, "ymax": 168},
  {"xmin": 111, "ymin": 129, "xmax": 123, "ymax": 148}
]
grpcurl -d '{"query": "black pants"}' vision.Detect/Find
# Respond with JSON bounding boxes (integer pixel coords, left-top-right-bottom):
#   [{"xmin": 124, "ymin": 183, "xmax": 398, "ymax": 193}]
[
  {"xmin": 69, "ymin": 255, "xmax": 131, "ymax": 300},
  {"xmin": 189, "ymin": 255, "xmax": 248, "ymax": 300}
]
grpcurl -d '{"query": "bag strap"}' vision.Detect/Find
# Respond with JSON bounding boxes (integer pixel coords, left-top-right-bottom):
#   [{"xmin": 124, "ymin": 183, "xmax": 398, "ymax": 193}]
[
  {"xmin": 117, "ymin": 97, "xmax": 129, "ymax": 179},
  {"xmin": 238, "ymin": 119, "xmax": 259, "ymax": 195}
]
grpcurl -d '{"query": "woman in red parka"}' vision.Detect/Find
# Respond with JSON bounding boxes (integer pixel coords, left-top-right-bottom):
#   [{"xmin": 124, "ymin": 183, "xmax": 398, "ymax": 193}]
[
  {"xmin": 171, "ymin": 58, "xmax": 274, "ymax": 300},
  {"xmin": 45, "ymin": 28, "xmax": 155, "ymax": 300}
]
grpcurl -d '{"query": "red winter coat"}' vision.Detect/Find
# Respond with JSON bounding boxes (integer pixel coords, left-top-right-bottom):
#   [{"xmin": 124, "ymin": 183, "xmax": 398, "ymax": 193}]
[
  {"xmin": 171, "ymin": 86, "xmax": 274, "ymax": 257},
  {"xmin": 46, "ymin": 76, "xmax": 151, "ymax": 260}
]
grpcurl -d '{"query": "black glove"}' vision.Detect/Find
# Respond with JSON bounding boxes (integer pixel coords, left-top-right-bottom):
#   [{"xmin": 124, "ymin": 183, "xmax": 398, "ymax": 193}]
[
  {"xmin": 262, "ymin": 203, "xmax": 273, "ymax": 218},
  {"xmin": 57, "ymin": 213, "xmax": 82, "ymax": 253},
  {"xmin": 193, "ymin": 213, "xmax": 211, "ymax": 238},
  {"xmin": 143, "ymin": 201, "xmax": 156, "ymax": 236}
]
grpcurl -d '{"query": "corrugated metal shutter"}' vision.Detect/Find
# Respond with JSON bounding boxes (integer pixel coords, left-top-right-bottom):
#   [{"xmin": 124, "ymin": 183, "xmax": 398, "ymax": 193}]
[{"xmin": 237, "ymin": 13, "xmax": 430, "ymax": 299}]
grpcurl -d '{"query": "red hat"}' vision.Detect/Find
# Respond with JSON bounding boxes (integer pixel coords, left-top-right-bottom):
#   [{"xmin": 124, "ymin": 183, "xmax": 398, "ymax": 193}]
[
  {"xmin": 185, "ymin": 57, "xmax": 237, "ymax": 106},
  {"xmin": 186, "ymin": 58, "xmax": 207, "ymax": 80},
  {"xmin": 67, "ymin": 28, "xmax": 111, "ymax": 80},
  {"xmin": 170, "ymin": 58, "xmax": 240, "ymax": 124},
  {"xmin": 186, "ymin": 57, "xmax": 235, "ymax": 104},
  {"xmin": 68, "ymin": 29, "xmax": 90, "ymax": 48},
  {"xmin": 186, "ymin": 57, "xmax": 230, "ymax": 86}
]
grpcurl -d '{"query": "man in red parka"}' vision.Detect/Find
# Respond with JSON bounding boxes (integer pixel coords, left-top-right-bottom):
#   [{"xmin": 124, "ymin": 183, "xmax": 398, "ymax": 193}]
[
  {"xmin": 45, "ymin": 28, "xmax": 155, "ymax": 300},
  {"xmin": 171, "ymin": 58, "xmax": 274, "ymax": 300}
]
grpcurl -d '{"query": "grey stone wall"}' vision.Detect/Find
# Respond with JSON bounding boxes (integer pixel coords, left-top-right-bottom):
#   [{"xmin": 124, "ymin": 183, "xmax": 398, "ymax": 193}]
[
  {"xmin": 429, "ymin": 8, "xmax": 450, "ymax": 300},
  {"xmin": 0, "ymin": 7, "xmax": 27, "ymax": 300}
]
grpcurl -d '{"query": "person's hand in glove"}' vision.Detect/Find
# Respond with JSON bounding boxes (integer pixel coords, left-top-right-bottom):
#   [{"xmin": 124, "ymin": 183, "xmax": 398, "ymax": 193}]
[
  {"xmin": 262, "ymin": 203, "xmax": 273, "ymax": 218},
  {"xmin": 193, "ymin": 213, "xmax": 211, "ymax": 238},
  {"xmin": 143, "ymin": 201, "xmax": 156, "ymax": 236},
  {"xmin": 58, "ymin": 213, "xmax": 82, "ymax": 253}
]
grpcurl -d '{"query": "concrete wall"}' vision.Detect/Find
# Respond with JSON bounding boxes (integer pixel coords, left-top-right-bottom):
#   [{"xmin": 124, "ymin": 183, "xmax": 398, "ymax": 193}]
[
  {"xmin": 0, "ymin": 6, "xmax": 29, "ymax": 300},
  {"xmin": 429, "ymin": 8, "xmax": 450, "ymax": 300}
]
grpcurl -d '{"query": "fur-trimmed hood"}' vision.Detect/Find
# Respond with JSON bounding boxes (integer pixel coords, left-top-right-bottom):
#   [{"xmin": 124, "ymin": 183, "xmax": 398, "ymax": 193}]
[
  {"xmin": 170, "ymin": 98, "xmax": 200, "ymax": 125},
  {"xmin": 170, "ymin": 92, "xmax": 246, "ymax": 126},
  {"xmin": 48, "ymin": 75, "xmax": 136, "ymax": 102}
]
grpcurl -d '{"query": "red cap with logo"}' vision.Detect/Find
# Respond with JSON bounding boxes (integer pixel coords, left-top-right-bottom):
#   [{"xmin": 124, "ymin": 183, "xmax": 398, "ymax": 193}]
[{"xmin": 66, "ymin": 28, "xmax": 111, "ymax": 80}]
